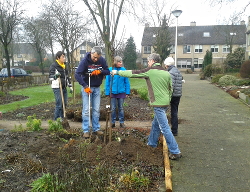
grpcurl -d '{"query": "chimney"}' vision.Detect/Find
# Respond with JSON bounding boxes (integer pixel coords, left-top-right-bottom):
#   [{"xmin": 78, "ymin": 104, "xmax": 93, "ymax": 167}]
[
  {"xmin": 190, "ymin": 21, "xmax": 196, "ymax": 26},
  {"xmin": 240, "ymin": 20, "xmax": 245, "ymax": 25}
]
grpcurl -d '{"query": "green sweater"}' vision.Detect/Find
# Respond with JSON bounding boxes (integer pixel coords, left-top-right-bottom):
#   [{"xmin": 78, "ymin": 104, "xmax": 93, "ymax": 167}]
[{"xmin": 118, "ymin": 63, "xmax": 173, "ymax": 107}]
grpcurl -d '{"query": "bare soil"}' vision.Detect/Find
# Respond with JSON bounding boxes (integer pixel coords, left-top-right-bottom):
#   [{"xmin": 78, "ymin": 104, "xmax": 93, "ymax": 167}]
[{"xmin": 0, "ymin": 94, "xmax": 167, "ymax": 192}]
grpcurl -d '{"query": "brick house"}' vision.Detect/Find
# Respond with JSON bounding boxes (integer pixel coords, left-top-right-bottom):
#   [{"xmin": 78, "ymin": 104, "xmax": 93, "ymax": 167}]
[{"xmin": 141, "ymin": 21, "xmax": 246, "ymax": 71}]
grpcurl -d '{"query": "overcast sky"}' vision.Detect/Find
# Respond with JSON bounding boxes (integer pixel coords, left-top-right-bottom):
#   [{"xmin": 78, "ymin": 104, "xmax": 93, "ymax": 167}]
[{"xmin": 24, "ymin": 0, "xmax": 250, "ymax": 50}]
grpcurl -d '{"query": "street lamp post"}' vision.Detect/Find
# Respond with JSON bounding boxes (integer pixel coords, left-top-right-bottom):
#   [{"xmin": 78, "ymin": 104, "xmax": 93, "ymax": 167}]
[{"xmin": 172, "ymin": 10, "xmax": 182, "ymax": 67}]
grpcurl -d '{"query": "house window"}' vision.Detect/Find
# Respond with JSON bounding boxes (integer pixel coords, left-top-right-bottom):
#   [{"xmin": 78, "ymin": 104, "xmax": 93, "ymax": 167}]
[
  {"xmin": 223, "ymin": 45, "xmax": 230, "ymax": 53},
  {"xmin": 177, "ymin": 58, "xmax": 192, "ymax": 68},
  {"xmin": 80, "ymin": 50, "xmax": 86, "ymax": 54},
  {"xmin": 178, "ymin": 33, "xmax": 183, "ymax": 36},
  {"xmin": 144, "ymin": 46, "xmax": 151, "ymax": 54},
  {"xmin": 230, "ymin": 32, "xmax": 236, "ymax": 36},
  {"xmin": 194, "ymin": 45, "xmax": 202, "ymax": 53},
  {"xmin": 170, "ymin": 45, "xmax": 175, "ymax": 53},
  {"xmin": 203, "ymin": 32, "xmax": 210, "ymax": 37},
  {"xmin": 211, "ymin": 45, "xmax": 219, "ymax": 53},
  {"xmin": 183, "ymin": 45, "xmax": 191, "ymax": 53},
  {"xmin": 194, "ymin": 58, "xmax": 203, "ymax": 68},
  {"xmin": 142, "ymin": 58, "xmax": 148, "ymax": 66},
  {"xmin": 17, "ymin": 54, "xmax": 22, "ymax": 58}
]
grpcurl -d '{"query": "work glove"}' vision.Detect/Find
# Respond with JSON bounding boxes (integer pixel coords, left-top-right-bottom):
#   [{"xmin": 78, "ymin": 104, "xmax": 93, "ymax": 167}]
[
  {"xmin": 182, "ymin": 79, "xmax": 186, "ymax": 83},
  {"xmin": 111, "ymin": 70, "xmax": 118, "ymax": 76},
  {"xmin": 69, "ymin": 87, "xmax": 73, "ymax": 94},
  {"xmin": 84, "ymin": 87, "xmax": 92, "ymax": 95},
  {"xmin": 91, "ymin": 70, "xmax": 101, "ymax": 76},
  {"xmin": 54, "ymin": 72, "xmax": 61, "ymax": 80}
]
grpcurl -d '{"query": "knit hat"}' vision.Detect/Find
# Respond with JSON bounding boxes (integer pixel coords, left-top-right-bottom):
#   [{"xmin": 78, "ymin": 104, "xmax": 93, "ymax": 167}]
[{"xmin": 164, "ymin": 57, "xmax": 175, "ymax": 66}]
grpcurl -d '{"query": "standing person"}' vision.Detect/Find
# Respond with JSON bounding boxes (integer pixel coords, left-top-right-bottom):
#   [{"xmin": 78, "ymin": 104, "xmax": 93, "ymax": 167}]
[
  {"xmin": 164, "ymin": 57, "xmax": 183, "ymax": 136},
  {"xmin": 75, "ymin": 46, "xmax": 110, "ymax": 138},
  {"xmin": 49, "ymin": 51, "xmax": 73, "ymax": 120},
  {"xmin": 105, "ymin": 56, "xmax": 130, "ymax": 128},
  {"xmin": 111, "ymin": 53, "xmax": 182, "ymax": 160}
]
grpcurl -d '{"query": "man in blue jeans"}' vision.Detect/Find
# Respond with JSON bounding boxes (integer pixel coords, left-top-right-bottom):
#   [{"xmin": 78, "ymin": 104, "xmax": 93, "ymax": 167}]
[
  {"xmin": 111, "ymin": 53, "xmax": 182, "ymax": 160},
  {"xmin": 75, "ymin": 46, "xmax": 110, "ymax": 138}
]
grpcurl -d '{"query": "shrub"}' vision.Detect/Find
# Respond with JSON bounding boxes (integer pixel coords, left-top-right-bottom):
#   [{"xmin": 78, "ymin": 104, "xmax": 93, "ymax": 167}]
[
  {"xmin": 211, "ymin": 74, "xmax": 224, "ymax": 83},
  {"xmin": 26, "ymin": 114, "xmax": 42, "ymax": 131},
  {"xmin": 218, "ymin": 75, "xmax": 237, "ymax": 86},
  {"xmin": 48, "ymin": 118, "xmax": 64, "ymax": 132},
  {"xmin": 240, "ymin": 60, "xmax": 250, "ymax": 78},
  {"xmin": 203, "ymin": 64, "xmax": 223, "ymax": 78},
  {"xmin": 234, "ymin": 79, "xmax": 250, "ymax": 86},
  {"xmin": 137, "ymin": 88, "xmax": 149, "ymax": 101}
]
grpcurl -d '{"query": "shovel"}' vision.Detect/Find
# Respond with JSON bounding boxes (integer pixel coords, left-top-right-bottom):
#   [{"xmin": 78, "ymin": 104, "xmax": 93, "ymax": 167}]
[{"xmin": 58, "ymin": 77, "xmax": 70, "ymax": 129}]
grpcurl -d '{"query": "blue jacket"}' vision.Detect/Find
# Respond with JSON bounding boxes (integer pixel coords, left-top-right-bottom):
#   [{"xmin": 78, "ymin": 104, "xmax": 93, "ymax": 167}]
[
  {"xmin": 75, "ymin": 52, "xmax": 110, "ymax": 88},
  {"xmin": 105, "ymin": 67, "xmax": 130, "ymax": 95}
]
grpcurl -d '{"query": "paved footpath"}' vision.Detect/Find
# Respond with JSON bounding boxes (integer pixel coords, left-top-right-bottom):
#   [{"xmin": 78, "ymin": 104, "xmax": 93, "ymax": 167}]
[{"xmin": 172, "ymin": 73, "xmax": 250, "ymax": 192}]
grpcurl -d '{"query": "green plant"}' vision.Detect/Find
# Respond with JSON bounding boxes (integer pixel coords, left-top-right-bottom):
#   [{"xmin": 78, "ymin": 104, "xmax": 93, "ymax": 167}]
[
  {"xmin": 12, "ymin": 123, "xmax": 27, "ymax": 132},
  {"xmin": 211, "ymin": 74, "xmax": 224, "ymax": 83},
  {"xmin": 119, "ymin": 167, "xmax": 150, "ymax": 191},
  {"xmin": 123, "ymin": 102, "xmax": 128, "ymax": 107},
  {"xmin": 26, "ymin": 114, "xmax": 42, "ymax": 131},
  {"xmin": 30, "ymin": 173, "xmax": 64, "ymax": 192},
  {"xmin": 137, "ymin": 88, "xmax": 149, "ymax": 101},
  {"xmin": 0, "ymin": 91, "xmax": 5, "ymax": 97},
  {"xmin": 48, "ymin": 118, "xmax": 63, "ymax": 132},
  {"xmin": 96, "ymin": 145, "xmax": 102, "ymax": 160},
  {"xmin": 218, "ymin": 75, "xmax": 237, "ymax": 86}
]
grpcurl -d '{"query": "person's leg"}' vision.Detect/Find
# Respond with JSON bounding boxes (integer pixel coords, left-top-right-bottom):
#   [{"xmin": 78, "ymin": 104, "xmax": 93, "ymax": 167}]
[
  {"xmin": 91, "ymin": 87, "xmax": 101, "ymax": 132},
  {"xmin": 154, "ymin": 107, "xmax": 180, "ymax": 154},
  {"xmin": 171, "ymin": 97, "xmax": 180, "ymax": 135},
  {"xmin": 117, "ymin": 98, "xmax": 125, "ymax": 124},
  {"xmin": 111, "ymin": 98, "xmax": 117, "ymax": 124},
  {"xmin": 81, "ymin": 87, "xmax": 90, "ymax": 133},
  {"xmin": 147, "ymin": 115, "xmax": 161, "ymax": 148},
  {"xmin": 53, "ymin": 88, "xmax": 63, "ymax": 120}
]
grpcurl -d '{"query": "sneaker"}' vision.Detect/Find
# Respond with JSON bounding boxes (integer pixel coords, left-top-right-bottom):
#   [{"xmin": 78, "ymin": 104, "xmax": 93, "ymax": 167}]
[
  {"xmin": 94, "ymin": 130, "xmax": 104, "ymax": 135},
  {"xmin": 112, "ymin": 123, "xmax": 115, "ymax": 128},
  {"xmin": 120, "ymin": 123, "xmax": 126, "ymax": 128},
  {"xmin": 169, "ymin": 153, "xmax": 182, "ymax": 160},
  {"xmin": 83, "ymin": 132, "xmax": 90, "ymax": 138}
]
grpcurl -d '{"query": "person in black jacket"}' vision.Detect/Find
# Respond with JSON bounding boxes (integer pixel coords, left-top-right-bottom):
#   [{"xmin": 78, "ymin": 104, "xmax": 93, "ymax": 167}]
[
  {"xmin": 49, "ymin": 51, "xmax": 73, "ymax": 120},
  {"xmin": 164, "ymin": 57, "xmax": 183, "ymax": 136}
]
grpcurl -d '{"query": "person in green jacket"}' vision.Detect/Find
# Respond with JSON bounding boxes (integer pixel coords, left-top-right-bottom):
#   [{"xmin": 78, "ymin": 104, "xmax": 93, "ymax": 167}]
[{"xmin": 111, "ymin": 53, "xmax": 182, "ymax": 160}]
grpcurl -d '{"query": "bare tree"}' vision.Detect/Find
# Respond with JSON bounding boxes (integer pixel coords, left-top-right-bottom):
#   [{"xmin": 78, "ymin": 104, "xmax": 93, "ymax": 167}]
[
  {"xmin": 82, "ymin": 0, "xmax": 139, "ymax": 66},
  {"xmin": 24, "ymin": 17, "xmax": 47, "ymax": 74},
  {"xmin": 0, "ymin": 0, "xmax": 23, "ymax": 77},
  {"xmin": 42, "ymin": 0, "xmax": 89, "ymax": 70}
]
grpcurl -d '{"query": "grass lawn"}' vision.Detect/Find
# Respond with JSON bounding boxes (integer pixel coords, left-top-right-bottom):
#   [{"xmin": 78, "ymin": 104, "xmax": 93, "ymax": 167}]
[{"xmin": 1, "ymin": 78, "xmax": 147, "ymax": 113}]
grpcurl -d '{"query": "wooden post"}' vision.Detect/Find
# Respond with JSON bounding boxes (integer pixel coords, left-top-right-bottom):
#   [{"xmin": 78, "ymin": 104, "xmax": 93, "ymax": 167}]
[{"xmin": 163, "ymin": 136, "xmax": 172, "ymax": 192}]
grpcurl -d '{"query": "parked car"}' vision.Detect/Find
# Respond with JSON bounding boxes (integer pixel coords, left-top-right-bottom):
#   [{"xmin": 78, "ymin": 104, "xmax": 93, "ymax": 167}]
[{"xmin": 0, "ymin": 68, "xmax": 31, "ymax": 78}]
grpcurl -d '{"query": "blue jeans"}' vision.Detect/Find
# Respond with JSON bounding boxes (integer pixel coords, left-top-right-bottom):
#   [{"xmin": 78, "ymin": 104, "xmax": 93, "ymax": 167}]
[
  {"xmin": 111, "ymin": 98, "xmax": 125, "ymax": 124},
  {"xmin": 81, "ymin": 86, "xmax": 101, "ymax": 133},
  {"xmin": 170, "ymin": 96, "xmax": 181, "ymax": 134},
  {"xmin": 147, "ymin": 107, "xmax": 180, "ymax": 154},
  {"xmin": 53, "ymin": 88, "xmax": 67, "ymax": 120}
]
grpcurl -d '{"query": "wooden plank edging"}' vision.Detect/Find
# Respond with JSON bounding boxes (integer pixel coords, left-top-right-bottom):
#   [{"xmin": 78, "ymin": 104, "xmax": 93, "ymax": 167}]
[{"xmin": 163, "ymin": 136, "xmax": 172, "ymax": 192}]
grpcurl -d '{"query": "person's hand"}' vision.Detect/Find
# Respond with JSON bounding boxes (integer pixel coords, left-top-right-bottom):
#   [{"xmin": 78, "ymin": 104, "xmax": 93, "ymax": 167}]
[
  {"xmin": 84, "ymin": 87, "xmax": 92, "ymax": 95},
  {"xmin": 111, "ymin": 70, "xmax": 118, "ymax": 76},
  {"xmin": 69, "ymin": 87, "xmax": 73, "ymax": 94},
  {"xmin": 91, "ymin": 70, "xmax": 101, "ymax": 76},
  {"xmin": 54, "ymin": 72, "xmax": 61, "ymax": 80}
]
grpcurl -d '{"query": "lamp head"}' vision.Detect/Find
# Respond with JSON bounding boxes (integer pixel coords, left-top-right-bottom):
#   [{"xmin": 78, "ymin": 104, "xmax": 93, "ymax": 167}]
[{"xmin": 172, "ymin": 10, "xmax": 182, "ymax": 18}]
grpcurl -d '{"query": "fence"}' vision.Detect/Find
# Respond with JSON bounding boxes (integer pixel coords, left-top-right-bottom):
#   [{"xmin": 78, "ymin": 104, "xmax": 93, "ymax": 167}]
[{"xmin": 0, "ymin": 75, "xmax": 49, "ymax": 92}]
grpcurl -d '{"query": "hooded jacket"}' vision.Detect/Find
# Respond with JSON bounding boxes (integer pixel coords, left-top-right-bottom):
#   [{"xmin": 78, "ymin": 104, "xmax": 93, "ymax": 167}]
[
  {"xmin": 118, "ymin": 63, "xmax": 173, "ymax": 107},
  {"xmin": 75, "ymin": 52, "xmax": 110, "ymax": 88}
]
